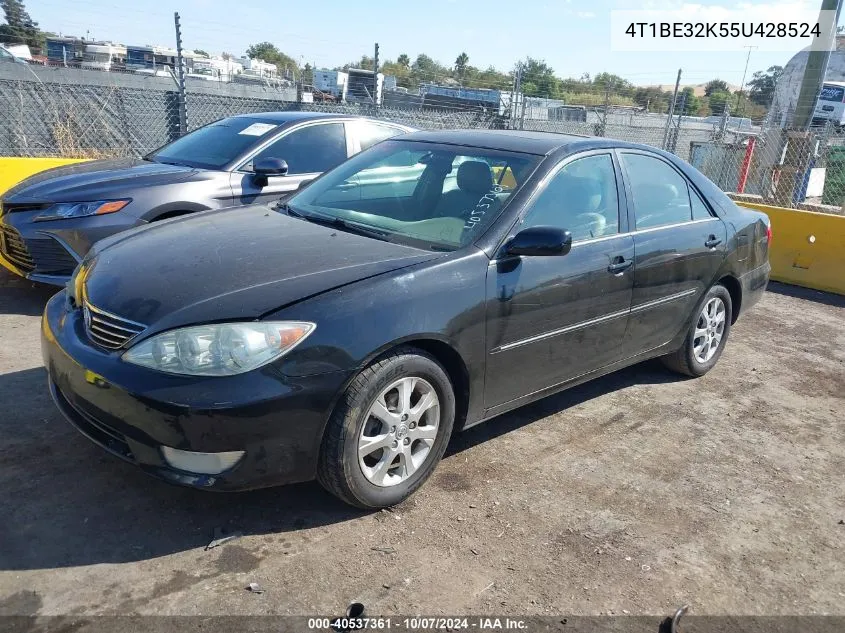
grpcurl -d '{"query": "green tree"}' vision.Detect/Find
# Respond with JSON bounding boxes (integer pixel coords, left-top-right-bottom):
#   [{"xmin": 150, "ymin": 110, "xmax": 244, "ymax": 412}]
[
  {"xmin": 679, "ymin": 87, "xmax": 701, "ymax": 115},
  {"xmin": 704, "ymin": 79, "xmax": 729, "ymax": 96},
  {"xmin": 397, "ymin": 53, "xmax": 410, "ymax": 68},
  {"xmin": 0, "ymin": 0, "xmax": 42, "ymax": 52},
  {"xmin": 454, "ymin": 51, "xmax": 469, "ymax": 77},
  {"xmin": 302, "ymin": 62, "xmax": 313, "ymax": 85},
  {"xmin": 747, "ymin": 65, "xmax": 783, "ymax": 106},
  {"xmin": 593, "ymin": 72, "xmax": 634, "ymax": 99},
  {"xmin": 192, "ymin": 49, "xmax": 209, "ymax": 57},
  {"xmin": 381, "ymin": 58, "xmax": 415, "ymax": 90},
  {"xmin": 519, "ymin": 58, "xmax": 559, "ymax": 98},
  {"xmin": 707, "ymin": 90, "xmax": 733, "ymax": 115},
  {"xmin": 633, "ymin": 86, "xmax": 669, "ymax": 113},
  {"xmin": 341, "ymin": 55, "xmax": 374, "ymax": 70},
  {"xmin": 245, "ymin": 42, "xmax": 299, "ymax": 74}
]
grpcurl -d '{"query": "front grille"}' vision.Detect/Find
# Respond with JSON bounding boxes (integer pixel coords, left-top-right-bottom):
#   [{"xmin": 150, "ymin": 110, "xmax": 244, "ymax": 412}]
[
  {"xmin": 83, "ymin": 301, "xmax": 147, "ymax": 350},
  {"xmin": 27, "ymin": 237, "xmax": 78, "ymax": 275},
  {"xmin": 0, "ymin": 225, "xmax": 35, "ymax": 272}
]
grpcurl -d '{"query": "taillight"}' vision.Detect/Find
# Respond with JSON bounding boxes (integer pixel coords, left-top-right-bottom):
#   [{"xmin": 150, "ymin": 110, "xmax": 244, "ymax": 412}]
[{"xmin": 766, "ymin": 223, "xmax": 773, "ymax": 244}]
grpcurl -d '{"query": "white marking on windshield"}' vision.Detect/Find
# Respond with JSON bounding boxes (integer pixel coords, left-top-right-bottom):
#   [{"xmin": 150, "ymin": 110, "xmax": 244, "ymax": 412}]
[{"xmin": 238, "ymin": 123, "xmax": 278, "ymax": 136}]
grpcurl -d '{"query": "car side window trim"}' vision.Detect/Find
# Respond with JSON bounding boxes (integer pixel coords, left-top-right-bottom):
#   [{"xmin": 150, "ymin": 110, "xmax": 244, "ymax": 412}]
[
  {"xmin": 232, "ymin": 120, "xmax": 349, "ymax": 174},
  {"xmin": 493, "ymin": 149, "xmax": 628, "ymax": 257},
  {"xmin": 615, "ymin": 148, "xmax": 715, "ymax": 230}
]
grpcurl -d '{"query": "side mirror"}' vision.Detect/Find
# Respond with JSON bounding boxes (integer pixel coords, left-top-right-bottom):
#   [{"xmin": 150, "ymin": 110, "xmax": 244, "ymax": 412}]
[
  {"xmin": 505, "ymin": 226, "xmax": 572, "ymax": 257},
  {"xmin": 253, "ymin": 157, "xmax": 288, "ymax": 186}
]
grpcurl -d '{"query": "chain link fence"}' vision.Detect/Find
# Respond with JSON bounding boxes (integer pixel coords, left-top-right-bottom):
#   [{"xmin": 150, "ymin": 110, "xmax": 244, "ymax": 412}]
[{"xmin": 3, "ymin": 63, "xmax": 845, "ymax": 212}]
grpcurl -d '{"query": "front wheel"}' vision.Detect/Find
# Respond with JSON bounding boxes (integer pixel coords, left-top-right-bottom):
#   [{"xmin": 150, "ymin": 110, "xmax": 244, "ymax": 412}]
[
  {"xmin": 662, "ymin": 284, "xmax": 733, "ymax": 377},
  {"xmin": 317, "ymin": 348, "xmax": 455, "ymax": 508}
]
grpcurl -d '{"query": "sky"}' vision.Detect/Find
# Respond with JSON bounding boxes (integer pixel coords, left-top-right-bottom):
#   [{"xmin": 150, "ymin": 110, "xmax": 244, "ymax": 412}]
[{"xmin": 23, "ymin": 0, "xmax": 845, "ymax": 87}]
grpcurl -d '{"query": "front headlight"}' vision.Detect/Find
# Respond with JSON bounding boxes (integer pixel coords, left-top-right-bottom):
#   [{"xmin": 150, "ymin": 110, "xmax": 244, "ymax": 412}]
[
  {"xmin": 35, "ymin": 199, "xmax": 130, "ymax": 221},
  {"xmin": 121, "ymin": 321, "xmax": 315, "ymax": 376}
]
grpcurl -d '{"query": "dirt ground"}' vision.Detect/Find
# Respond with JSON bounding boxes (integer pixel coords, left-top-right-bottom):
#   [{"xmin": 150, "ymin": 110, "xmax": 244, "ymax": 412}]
[{"xmin": 0, "ymin": 267, "xmax": 842, "ymax": 618}]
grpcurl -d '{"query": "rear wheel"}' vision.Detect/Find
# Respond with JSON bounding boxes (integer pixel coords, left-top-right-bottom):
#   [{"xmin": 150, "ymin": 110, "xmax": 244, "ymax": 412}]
[
  {"xmin": 662, "ymin": 284, "xmax": 733, "ymax": 377},
  {"xmin": 317, "ymin": 348, "xmax": 455, "ymax": 508}
]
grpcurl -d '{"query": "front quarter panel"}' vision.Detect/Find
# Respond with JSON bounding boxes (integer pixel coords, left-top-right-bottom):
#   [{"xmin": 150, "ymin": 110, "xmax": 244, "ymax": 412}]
[
  {"xmin": 129, "ymin": 171, "xmax": 234, "ymax": 221},
  {"xmin": 269, "ymin": 248, "xmax": 490, "ymax": 419}
]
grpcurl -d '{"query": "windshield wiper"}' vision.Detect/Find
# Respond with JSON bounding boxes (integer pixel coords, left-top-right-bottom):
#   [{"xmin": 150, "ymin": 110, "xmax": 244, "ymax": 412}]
[{"xmin": 279, "ymin": 204, "xmax": 391, "ymax": 242}]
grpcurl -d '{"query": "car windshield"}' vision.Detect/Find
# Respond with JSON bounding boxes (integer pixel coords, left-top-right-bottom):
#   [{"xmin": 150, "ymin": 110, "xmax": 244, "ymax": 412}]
[
  {"xmin": 284, "ymin": 140, "xmax": 540, "ymax": 251},
  {"xmin": 148, "ymin": 118, "xmax": 281, "ymax": 169}
]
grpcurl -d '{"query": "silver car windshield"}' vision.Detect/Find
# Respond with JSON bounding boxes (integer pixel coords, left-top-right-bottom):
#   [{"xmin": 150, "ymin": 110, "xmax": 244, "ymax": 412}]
[{"xmin": 285, "ymin": 140, "xmax": 540, "ymax": 251}]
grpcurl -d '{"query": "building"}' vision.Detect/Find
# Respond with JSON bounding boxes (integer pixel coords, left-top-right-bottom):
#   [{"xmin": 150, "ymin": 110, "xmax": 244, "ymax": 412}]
[
  {"xmin": 81, "ymin": 43, "xmax": 126, "ymax": 71},
  {"xmin": 346, "ymin": 68, "xmax": 384, "ymax": 104},
  {"xmin": 313, "ymin": 69, "xmax": 349, "ymax": 100},
  {"xmin": 185, "ymin": 55, "xmax": 243, "ymax": 82},
  {"xmin": 239, "ymin": 57, "xmax": 277, "ymax": 79},
  {"xmin": 420, "ymin": 83, "xmax": 502, "ymax": 108},
  {"xmin": 45, "ymin": 36, "xmax": 86, "ymax": 65}
]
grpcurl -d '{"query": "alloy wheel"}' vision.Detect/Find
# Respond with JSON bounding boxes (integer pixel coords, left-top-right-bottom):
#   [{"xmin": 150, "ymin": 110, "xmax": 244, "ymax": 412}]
[
  {"xmin": 358, "ymin": 376, "xmax": 441, "ymax": 487},
  {"xmin": 693, "ymin": 297, "xmax": 726, "ymax": 364}
]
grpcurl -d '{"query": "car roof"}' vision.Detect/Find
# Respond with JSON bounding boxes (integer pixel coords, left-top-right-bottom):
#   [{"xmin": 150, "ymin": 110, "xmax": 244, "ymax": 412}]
[{"xmin": 398, "ymin": 129, "xmax": 594, "ymax": 155}]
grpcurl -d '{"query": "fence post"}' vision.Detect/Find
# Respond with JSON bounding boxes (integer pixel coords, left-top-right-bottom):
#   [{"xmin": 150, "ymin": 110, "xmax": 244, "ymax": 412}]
[
  {"xmin": 662, "ymin": 69, "xmax": 681, "ymax": 150},
  {"xmin": 736, "ymin": 136, "xmax": 756, "ymax": 194},
  {"xmin": 174, "ymin": 12, "xmax": 188, "ymax": 135}
]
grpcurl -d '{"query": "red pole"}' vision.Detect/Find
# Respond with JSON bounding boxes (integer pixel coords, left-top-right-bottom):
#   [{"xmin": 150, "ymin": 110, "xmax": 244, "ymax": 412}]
[{"xmin": 737, "ymin": 136, "xmax": 756, "ymax": 193}]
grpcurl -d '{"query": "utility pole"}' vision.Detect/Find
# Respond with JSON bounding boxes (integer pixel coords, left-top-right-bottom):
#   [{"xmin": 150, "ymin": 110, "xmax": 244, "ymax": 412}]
[
  {"xmin": 736, "ymin": 45, "xmax": 757, "ymax": 116},
  {"xmin": 373, "ymin": 42, "xmax": 380, "ymax": 107},
  {"xmin": 792, "ymin": 0, "xmax": 840, "ymax": 130},
  {"xmin": 662, "ymin": 68, "xmax": 682, "ymax": 150},
  {"xmin": 173, "ymin": 12, "xmax": 187, "ymax": 135},
  {"xmin": 774, "ymin": 0, "xmax": 842, "ymax": 205}
]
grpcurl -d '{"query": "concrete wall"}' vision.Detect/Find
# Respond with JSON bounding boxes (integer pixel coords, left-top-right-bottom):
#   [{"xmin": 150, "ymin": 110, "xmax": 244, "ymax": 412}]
[
  {"xmin": 0, "ymin": 62, "xmax": 297, "ymax": 100},
  {"xmin": 736, "ymin": 201, "xmax": 845, "ymax": 295}
]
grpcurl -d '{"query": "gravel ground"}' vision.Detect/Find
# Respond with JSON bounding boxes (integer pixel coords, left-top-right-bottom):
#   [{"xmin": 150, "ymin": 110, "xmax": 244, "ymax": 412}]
[{"xmin": 0, "ymin": 268, "xmax": 843, "ymax": 618}]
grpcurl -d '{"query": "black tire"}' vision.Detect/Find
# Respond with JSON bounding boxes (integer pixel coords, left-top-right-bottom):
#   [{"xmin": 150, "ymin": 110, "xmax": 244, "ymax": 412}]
[
  {"xmin": 661, "ymin": 284, "xmax": 733, "ymax": 378},
  {"xmin": 317, "ymin": 347, "xmax": 455, "ymax": 509}
]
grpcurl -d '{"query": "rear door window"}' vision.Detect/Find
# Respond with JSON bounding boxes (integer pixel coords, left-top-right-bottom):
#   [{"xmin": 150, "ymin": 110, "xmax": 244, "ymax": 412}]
[{"xmin": 620, "ymin": 153, "xmax": 693, "ymax": 230}]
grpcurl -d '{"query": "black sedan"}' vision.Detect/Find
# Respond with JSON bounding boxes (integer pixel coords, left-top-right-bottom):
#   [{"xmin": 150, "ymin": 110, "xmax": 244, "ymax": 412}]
[
  {"xmin": 1, "ymin": 112, "xmax": 411, "ymax": 285},
  {"xmin": 41, "ymin": 130, "xmax": 771, "ymax": 508}
]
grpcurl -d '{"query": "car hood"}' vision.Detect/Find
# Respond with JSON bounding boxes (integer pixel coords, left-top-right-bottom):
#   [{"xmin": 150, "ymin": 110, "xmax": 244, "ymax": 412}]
[
  {"xmin": 81, "ymin": 205, "xmax": 443, "ymax": 333},
  {"xmin": 2, "ymin": 158, "xmax": 199, "ymax": 203}
]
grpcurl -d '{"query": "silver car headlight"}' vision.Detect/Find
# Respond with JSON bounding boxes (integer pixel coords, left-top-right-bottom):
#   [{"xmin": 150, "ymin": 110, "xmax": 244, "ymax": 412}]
[
  {"xmin": 122, "ymin": 321, "xmax": 315, "ymax": 376},
  {"xmin": 35, "ymin": 199, "xmax": 131, "ymax": 221}
]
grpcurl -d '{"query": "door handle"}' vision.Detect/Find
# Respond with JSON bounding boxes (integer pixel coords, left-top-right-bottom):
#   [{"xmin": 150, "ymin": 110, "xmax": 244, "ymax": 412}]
[
  {"xmin": 705, "ymin": 234, "xmax": 722, "ymax": 248},
  {"xmin": 608, "ymin": 257, "xmax": 633, "ymax": 274},
  {"xmin": 336, "ymin": 182, "xmax": 358, "ymax": 191}
]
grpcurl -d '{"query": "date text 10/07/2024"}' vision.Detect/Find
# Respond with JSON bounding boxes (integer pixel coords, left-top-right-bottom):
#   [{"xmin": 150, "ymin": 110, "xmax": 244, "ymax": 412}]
[
  {"xmin": 624, "ymin": 22, "xmax": 822, "ymax": 39},
  {"xmin": 307, "ymin": 617, "xmax": 529, "ymax": 630}
]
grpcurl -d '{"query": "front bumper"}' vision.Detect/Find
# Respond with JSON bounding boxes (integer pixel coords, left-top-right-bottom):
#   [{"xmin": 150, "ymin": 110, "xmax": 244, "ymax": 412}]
[
  {"xmin": 41, "ymin": 290, "xmax": 351, "ymax": 490},
  {"xmin": 0, "ymin": 208, "xmax": 145, "ymax": 285}
]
